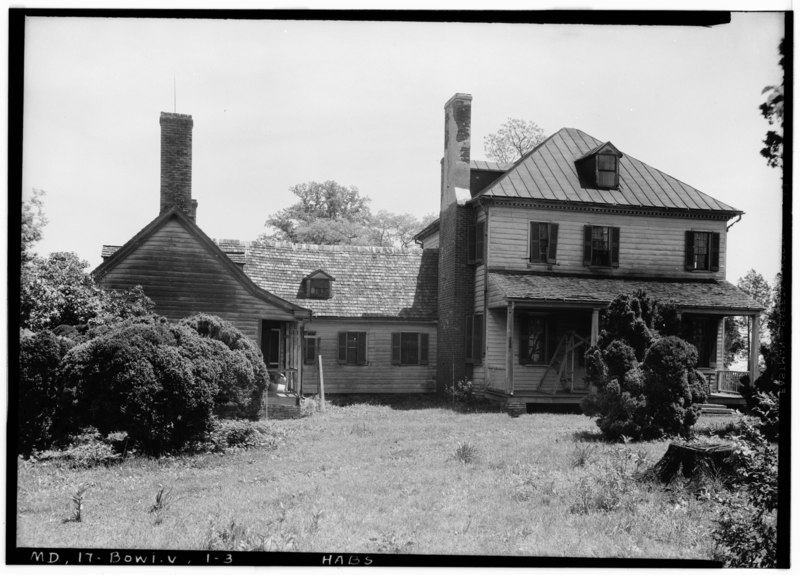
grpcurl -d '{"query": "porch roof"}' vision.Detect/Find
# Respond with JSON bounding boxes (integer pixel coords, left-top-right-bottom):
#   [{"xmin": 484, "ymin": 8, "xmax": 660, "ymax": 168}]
[{"xmin": 489, "ymin": 272, "xmax": 764, "ymax": 313}]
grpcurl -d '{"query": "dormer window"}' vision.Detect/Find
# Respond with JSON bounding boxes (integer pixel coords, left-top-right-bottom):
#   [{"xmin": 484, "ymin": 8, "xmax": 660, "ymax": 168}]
[
  {"xmin": 303, "ymin": 270, "xmax": 335, "ymax": 299},
  {"xmin": 575, "ymin": 142, "xmax": 623, "ymax": 190},
  {"xmin": 596, "ymin": 153, "xmax": 619, "ymax": 189}
]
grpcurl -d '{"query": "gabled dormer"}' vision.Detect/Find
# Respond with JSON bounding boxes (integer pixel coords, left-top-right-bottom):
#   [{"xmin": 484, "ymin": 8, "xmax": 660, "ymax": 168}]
[
  {"xmin": 575, "ymin": 142, "xmax": 623, "ymax": 190},
  {"xmin": 303, "ymin": 269, "xmax": 335, "ymax": 299}
]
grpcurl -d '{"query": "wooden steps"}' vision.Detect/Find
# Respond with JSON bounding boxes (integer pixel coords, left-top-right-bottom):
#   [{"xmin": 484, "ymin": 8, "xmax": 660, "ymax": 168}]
[{"xmin": 699, "ymin": 403, "xmax": 736, "ymax": 416}]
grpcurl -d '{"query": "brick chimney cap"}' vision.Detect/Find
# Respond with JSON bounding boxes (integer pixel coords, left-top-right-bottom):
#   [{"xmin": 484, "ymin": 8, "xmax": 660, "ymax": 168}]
[
  {"xmin": 160, "ymin": 112, "xmax": 194, "ymax": 124},
  {"xmin": 444, "ymin": 93, "xmax": 472, "ymax": 108}
]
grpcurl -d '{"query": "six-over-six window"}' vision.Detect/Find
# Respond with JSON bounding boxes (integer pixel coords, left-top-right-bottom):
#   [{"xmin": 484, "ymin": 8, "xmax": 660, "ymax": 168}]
[{"xmin": 391, "ymin": 332, "xmax": 430, "ymax": 366}]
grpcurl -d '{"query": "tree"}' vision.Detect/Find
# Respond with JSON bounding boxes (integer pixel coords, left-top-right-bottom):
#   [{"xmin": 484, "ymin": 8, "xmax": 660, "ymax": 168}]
[
  {"xmin": 264, "ymin": 180, "xmax": 373, "ymax": 245},
  {"xmin": 725, "ymin": 269, "xmax": 774, "ymax": 366},
  {"xmin": 21, "ymin": 188, "xmax": 47, "ymax": 265},
  {"xmin": 760, "ymin": 38, "xmax": 785, "ymax": 169},
  {"xmin": 20, "ymin": 252, "xmax": 102, "ymax": 331},
  {"xmin": 262, "ymin": 180, "xmax": 435, "ymax": 248},
  {"xmin": 369, "ymin": 211, "xmax": 436, "ymax": 248},
  {"xmin": 483, "ymin": 118, "xmax": 546, "ymax": 164}
]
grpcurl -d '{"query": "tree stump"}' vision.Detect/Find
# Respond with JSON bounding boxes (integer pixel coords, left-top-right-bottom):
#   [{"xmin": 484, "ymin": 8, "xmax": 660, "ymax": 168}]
[{"xmin": 646, "ymin": 441, "xmax": 738, "ymax": 483}]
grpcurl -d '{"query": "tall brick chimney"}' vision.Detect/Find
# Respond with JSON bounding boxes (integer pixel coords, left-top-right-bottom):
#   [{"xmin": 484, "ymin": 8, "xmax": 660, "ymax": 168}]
[
  {"xmin": 159, "ymin": 112, "xmax": 197, "ymax": 221},
  {"xmin": 437, "ymin": 93, "xmax": 474, "ymax": 390}
]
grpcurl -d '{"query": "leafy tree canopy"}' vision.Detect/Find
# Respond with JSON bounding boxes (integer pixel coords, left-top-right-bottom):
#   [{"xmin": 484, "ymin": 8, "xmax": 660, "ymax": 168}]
[
  {"xmin": 21, "ymin": 188, "xmax": 47, "ymax": 265},
  {"xmin": 483, "ymin": 117, "xmax": 546, "ymax": 164},
  {"xmin": 262, "ymin": 180, "xmax": 434, "ymax": 248},
  {"xmin": 760, "ymin": 38, "xmax": 785, "ymax": 168}
]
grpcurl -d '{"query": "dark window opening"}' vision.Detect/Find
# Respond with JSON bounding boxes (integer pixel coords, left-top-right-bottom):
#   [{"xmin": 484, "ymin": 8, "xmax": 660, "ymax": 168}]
[
  {"xmin": 391, "ymin": 332, "xmax": 430, "ymax": 366},
  {"xmin": 338, "ymin": 331, "xmax": 367, "ymax": 365},
  {"xmin": 529, "ymin": 222, "xmax": 559, "ymax": 264},
  {"xmin": 685, "ymin": 231, "xmax": 720, "ymax": 272},
  {"xmin": 519, "ymin": 315, "xmax": 551, "ymax": 365},
  {"xmin": 584, "ymin": 225, "xmax": 620, "ymax": 268},
  {"xmin": 309, "ymin": 278, "xmax": 331, "ymax": 299}
]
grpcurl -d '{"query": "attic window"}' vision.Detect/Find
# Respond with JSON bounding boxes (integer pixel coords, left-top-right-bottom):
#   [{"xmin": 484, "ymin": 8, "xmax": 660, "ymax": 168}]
[
  {"xmin": 304, "ymin": 270, "xmax": 335, "ymax": 299},
  {"xmin": 309, "ymin": 278, "xmax": 330, "ymax": 299},
  {"xmin": 596, "ymin": 154, "xmax": 619, "ymax": 189},
  {"xmin": 575, "ymin": 142, "xmax": 622, "ymax": 190}
]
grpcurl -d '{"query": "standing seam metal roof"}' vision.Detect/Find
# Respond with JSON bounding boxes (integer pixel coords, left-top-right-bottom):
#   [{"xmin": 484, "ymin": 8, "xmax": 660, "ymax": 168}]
[{"xmin": 475, "ymin": 128, "xmax": 740, "ymax": 213}]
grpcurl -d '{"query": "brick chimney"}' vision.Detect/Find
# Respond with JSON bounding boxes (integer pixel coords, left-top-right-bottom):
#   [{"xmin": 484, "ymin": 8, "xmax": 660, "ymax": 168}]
[
  {"xmin": 159, "ymin": 112, "xmax": 196, "ymax": 221},
  {"xmin": 437, "ymin": 93, "xmax": 474, "ymax": 390},
  {"xmin": 441, "ymin": 93, "xmax": 472, "ymax": 212}
]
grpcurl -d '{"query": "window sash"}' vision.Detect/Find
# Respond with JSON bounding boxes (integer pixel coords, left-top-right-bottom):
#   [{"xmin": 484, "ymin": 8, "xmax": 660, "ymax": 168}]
[
  {"xmin": 338, "ymin": 331, "xmax": 367, "ymax": 365},
  {"xmin": 392, "ymin": 332, "xmax": 430, "ymax": 366},
  {"xmin": 309, "ymin": 278, "xmax": 330, "ymax": 298},
  {"xmin": 591, "ymin": 226, "xmax": 611, "ymax": 266},
  {"xmin": 520, "ymin": 316, "xmax": 549, "ymax": 365}
]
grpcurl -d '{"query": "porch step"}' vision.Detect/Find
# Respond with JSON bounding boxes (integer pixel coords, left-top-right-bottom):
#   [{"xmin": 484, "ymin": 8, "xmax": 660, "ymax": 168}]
[{"xmin": 699, "ymin": 403, "xmax": 735, "ymax": 416}]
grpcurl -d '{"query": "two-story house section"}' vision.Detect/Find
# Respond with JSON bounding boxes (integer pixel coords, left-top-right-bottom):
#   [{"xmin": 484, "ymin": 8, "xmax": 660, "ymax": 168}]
[{"xmin": 431, "ymin": 93, "xmax": 763, "ymax": 413}]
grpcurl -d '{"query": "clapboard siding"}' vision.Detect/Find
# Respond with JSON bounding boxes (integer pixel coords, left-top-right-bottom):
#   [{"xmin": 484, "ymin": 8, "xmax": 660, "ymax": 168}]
[
  {"xmin": 487, "ymin": 206, "xmax": 727, "ymax": 279},
  {"xmin": 484, "ymin": 308, "xmax": 507, "ymax": 390},
  {"xmin": 301, "ymin": 319, "xmax": 437, "ymax": 394},
  {"xmin": 99, "ymin": 219, "xmax": 295, "ymax": 341}
]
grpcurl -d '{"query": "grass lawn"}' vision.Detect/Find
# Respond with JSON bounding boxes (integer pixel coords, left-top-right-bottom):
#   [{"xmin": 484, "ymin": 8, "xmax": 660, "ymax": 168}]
[{"xmin": 16, "ymin": 400, "xmax": 738, "ymax": 558}]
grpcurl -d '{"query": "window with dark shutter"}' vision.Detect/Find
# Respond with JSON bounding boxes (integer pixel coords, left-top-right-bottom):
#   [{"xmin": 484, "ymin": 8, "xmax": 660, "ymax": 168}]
[
  {"xmin": 530, "ymin": 222, "xmax": 558, "ymax": 264},
  {"xmin": 475, "ymin": 220, "xmax": 485, "ymax": 264},
  {"xmin": 392, "ymin": 332, "xmax": 430, "ymax": 366},
  {"xmin": 303, "ymin": 336, "xmax": 319, "ymax": 365},
  {"xmin": 710, "ymin": 232, "xmax": 720, "ymax": 272},
  {"xmin": 339, "ymin": 331, "xmax": 367, "ymax": 365},
  {"xmin": 473, "ymin": 314, "xmax": 483, "ymax": 365},
  {"xmin": 391, "ymin": 333, "xmax": 401, "ymax": 365},
  {"xmin": 584, "ymin": 225, "xmax": 619, "ymax": 268},
  {"xmin": 464, "ymin": 315, "xmax": 474, "ymax": 361},
  {"xmin": 686, "ymin": 231, "xmax": 720, "ymax": 272}
]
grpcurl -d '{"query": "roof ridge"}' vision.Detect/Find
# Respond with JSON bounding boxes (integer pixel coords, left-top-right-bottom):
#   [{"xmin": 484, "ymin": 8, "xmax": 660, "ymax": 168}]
[{"xmin": 251, "ymin": 239, "xmax": 422, "ymax": 255}]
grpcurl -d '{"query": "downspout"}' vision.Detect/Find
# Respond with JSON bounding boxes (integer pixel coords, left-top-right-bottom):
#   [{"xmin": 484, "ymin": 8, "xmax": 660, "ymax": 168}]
[{"xmin": 726, "ymin": 214, "xmax": 742, "ymax": 231}]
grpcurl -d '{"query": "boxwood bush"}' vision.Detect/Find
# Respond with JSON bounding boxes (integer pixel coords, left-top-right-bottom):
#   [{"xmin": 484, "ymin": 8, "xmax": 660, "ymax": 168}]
[
  {"xmin": 18, "ymin": 329, "xmax": 78, "ymax": 454},
  {"xmin": 179, "ymin": 314, "xmax": 269, "ymax": 418},
  {"xmin": 581, "ymin": 291, "xmax": 706, "ymax": 441},
  {"xmin": 60, "ymin": 316, "xmax": 217, "ymax": 454}
]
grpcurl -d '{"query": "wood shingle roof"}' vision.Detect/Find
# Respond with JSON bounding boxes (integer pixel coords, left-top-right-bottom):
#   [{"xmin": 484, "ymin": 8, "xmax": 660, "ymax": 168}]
[
  {"xmin": 489, "ymin": 272, "xmax": 763, "ymax": 313},
  {"xmin": 243, "ymin": 242, "xmax": 439, "ymax": 320},
  {"xmin": 475, "ymin": 128, "xmax": 740, "ymax": 214}
]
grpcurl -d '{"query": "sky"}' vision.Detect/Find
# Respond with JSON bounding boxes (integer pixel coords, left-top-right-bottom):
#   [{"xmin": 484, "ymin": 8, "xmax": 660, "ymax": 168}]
[{"xmin": 19, "ymin": 11, "xmax": 786, "ymax": 286}]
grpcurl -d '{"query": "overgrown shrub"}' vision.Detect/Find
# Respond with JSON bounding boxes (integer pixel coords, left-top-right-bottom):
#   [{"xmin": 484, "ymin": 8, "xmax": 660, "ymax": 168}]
[
  {"xmin": 581, "ymin": 291, "xmax": 705, "ymax": 441},
  {"xmin": 18, "ymin": 330, "xmax": 78, "ymax": 454},
  {"xmin": 641, "ymin": 336, "xmax": 707, "ymax": 439},
  {"xmin": 179, "ymin": 314, "xmax": 268, "ymax": 418},
  {"xmin": 712, "ymin": 421, "xmax": 778, "ymax": 567},
  {"xmin": 444, "ymin": 378, "xmax": 479, "ymax": 406},
  {"xmin": 59, "ymin": 316, "xmax": 217, "ymax": 455},
  {"xmin": 34, "ymin": 428, "xmax": 123, "ymax": 468}
]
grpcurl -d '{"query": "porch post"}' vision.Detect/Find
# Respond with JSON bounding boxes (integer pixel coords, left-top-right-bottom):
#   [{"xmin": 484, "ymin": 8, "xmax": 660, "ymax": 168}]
[
  {"xmin": 590, "ymin": 308, "xmax": 600, "ymax": 346},
  {"xmin": 749, "ymin": 313, "xmax": 761, "ymax": 384},
  {"xmin": 506, "ymin": 302, "xmax": 515, "ymax": 395}
]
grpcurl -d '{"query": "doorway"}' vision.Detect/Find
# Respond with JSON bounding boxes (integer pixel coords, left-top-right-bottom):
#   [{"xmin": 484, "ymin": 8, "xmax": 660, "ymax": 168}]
[{"xmin": 261, "ymin": 320, "xmax": 283, "ymax": 370}]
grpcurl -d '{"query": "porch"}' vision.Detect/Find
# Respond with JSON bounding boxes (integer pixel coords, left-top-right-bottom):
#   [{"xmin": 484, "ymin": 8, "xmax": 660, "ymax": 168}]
[{"xmin": 481, "ymin": 272, "xmax": 764, "ymax": 410}]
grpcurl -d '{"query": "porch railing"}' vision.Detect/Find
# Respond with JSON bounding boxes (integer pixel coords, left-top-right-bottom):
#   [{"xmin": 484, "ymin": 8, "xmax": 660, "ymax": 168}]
[{"xmin": 704, "ymin": 370, "xmax": 748, "ymax": 394}]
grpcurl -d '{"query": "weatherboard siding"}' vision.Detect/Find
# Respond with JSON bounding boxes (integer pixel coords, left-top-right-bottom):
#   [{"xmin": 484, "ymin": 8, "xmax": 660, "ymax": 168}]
[
  {"xmin": 301, "ymin": 319, "xmax": 437, "ymax": 394},
  {"xmin": 98, "ymin": 219, "xmax": 295, "ymax": 341},
  {"xmin": 487, "ymin": 207, "xmax": 727, "ymax": 280}
]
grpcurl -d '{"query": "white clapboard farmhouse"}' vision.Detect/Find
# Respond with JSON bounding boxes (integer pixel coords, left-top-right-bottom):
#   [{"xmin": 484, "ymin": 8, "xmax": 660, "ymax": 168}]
[{"xmin": 94, "ymin": 94, "xmax": 763, "ymax": 414}]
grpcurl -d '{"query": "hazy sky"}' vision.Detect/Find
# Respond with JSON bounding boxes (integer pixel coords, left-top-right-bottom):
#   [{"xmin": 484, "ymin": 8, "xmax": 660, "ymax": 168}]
[{"xmin": 20, "ymin": 12, "xmax": 785, "ymax": 284}]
